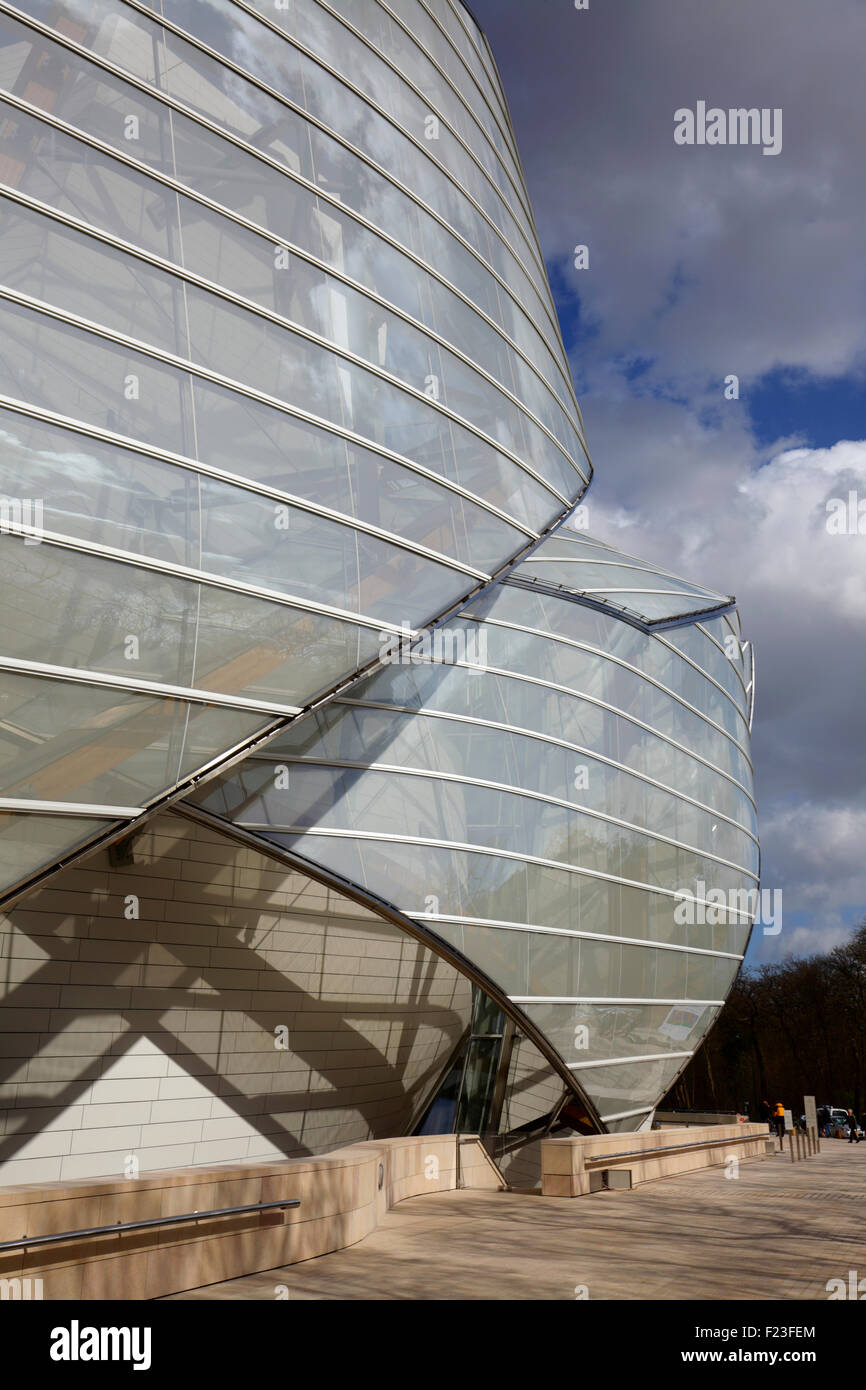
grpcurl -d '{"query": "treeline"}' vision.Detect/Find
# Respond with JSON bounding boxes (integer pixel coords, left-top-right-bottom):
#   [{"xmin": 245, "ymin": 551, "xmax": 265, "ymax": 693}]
[{"xmin": 661, "ymin": 919, "xmax": 866, "ymax": 1118}]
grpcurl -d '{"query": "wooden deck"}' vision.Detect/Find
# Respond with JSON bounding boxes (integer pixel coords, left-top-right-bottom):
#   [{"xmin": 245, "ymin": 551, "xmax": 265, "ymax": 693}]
[{"xmin": 165, "ymin": 1139, "xmax": 866, "ymax": 1300}]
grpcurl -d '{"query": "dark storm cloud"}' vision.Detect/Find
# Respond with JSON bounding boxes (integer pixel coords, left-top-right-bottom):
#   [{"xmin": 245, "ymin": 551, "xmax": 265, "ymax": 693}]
[{"xmin": 470, "ymin": 0, "xmax": 866, "ymax": 960}]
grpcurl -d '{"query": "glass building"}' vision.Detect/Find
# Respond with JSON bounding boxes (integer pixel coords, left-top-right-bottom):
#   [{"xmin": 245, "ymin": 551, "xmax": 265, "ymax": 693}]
[{"xmin": 0, "ymin": 0, "xmax": 755, "ymax": 1186}]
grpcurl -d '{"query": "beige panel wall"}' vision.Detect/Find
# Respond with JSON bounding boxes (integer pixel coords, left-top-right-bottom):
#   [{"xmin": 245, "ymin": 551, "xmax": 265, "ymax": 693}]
[
  {"xmin": 0, "ymin": 812, "xmax": 471, "ymax": 1187},
  {"xmin": 0, "ymin": 1135, "xmax": 503, "ymax": 1300},
  {"xmin": 541, "ymin": 1123, "xmax": 772, "ymax": 1196}
]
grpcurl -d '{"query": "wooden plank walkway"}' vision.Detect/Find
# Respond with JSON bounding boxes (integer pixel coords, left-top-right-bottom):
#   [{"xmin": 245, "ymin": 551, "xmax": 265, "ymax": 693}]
[{"xmin": 165, "ymin": 1140, "xmax": 866, "ymax": 1300}]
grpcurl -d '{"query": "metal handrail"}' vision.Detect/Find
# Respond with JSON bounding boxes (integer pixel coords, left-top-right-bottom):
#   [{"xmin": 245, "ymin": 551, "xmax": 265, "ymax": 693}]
[
  {"xmin": 0, "ymin": 1197, "xmax": 300, "ymax": 1253},
  {"xmin": 657, "ymin": 1107, "xmax": 741, "ymax": 1115},
  {"xmin": 584, "ymin": 1129, "xmax": 769, "ymax": 1168}
]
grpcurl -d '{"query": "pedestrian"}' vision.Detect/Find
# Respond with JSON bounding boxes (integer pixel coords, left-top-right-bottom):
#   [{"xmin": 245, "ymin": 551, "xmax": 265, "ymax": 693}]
[
  {"xmin": 759, "ymin": 1099, "xmax": 771, "ymax": 1127},
  {"xmin": 818, "ymin": 1105, "xmax": 830, "ymax": 1137},
  {"xmin": 847, "ymin": 1109, "xmax": 861, "ymax": 1144},
  {"xmin": 773, "ymin": 1101, "xmax": 786, "ymax": 1139}
]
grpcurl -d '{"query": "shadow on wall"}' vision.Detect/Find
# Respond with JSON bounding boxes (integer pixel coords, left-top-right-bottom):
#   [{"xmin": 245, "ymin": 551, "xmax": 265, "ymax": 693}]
[{"xmin": 0, "ymin": 810, "xmax": 472, "ymax": 1186}]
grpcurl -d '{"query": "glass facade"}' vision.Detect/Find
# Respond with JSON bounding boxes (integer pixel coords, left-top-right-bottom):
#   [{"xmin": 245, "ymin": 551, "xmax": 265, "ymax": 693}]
[
  {"xmin": 0, "ymin": 0, "xmax": 755, "ymax": 1138},
  {"xmin": 0, "ymin": 0, "xmax": 588, "ymax": 898},
  {"xmin": 193, "ymin": 529, "xmax": 758, "ymax": 1132}
]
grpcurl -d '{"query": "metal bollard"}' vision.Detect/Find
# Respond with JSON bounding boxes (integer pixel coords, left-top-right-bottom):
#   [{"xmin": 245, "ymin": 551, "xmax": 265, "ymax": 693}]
[{"xmin": 788, "ymin": 1133, "xmax": 795, "ymax": 1163}]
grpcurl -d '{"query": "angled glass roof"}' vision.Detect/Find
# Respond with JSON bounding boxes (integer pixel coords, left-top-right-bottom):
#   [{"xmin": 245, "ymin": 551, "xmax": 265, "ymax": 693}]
[{"xmin": 510, "ymin": 531, "xmax": 735, "ymax": 630}]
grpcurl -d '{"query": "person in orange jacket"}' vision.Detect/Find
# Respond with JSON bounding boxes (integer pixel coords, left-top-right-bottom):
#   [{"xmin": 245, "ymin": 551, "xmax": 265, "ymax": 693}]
[{"xmin": 773, "ymin": 1101, "xmax": 786, "ymax": 1138}]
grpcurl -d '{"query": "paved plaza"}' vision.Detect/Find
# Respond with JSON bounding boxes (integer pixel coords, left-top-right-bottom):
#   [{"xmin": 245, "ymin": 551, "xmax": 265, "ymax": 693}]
[{"xmin": 167, "ymin": 1139, "xmax": 864, "ymax": 1300}]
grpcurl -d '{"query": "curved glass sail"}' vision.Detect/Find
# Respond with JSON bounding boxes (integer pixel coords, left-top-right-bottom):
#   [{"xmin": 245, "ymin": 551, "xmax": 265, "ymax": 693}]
[
  {"xmin": 514, "ymin": 532, "xmax": 735, "ymax": 629},
  {"xmin": 192, "ymin": 531, "xmax": 757, "ymax": 1132},
  {"xmin": 0, "ymin": 0, "xmax": 589, "ymax": 897}
]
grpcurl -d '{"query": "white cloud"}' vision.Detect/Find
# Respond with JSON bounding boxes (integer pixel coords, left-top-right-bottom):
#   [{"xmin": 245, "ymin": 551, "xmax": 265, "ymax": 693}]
[
  {"xmin": 486, "ymin": 0, "xmax": 866, "ymax": 388},
  {"xmin": 477, "ymin": 0, "xmax": 866, "ymax": 962}
]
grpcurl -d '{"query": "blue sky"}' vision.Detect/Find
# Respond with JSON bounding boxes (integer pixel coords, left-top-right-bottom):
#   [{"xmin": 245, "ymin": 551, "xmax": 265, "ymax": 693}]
[
  {"xmin": 747, "ymin": 370, "xmax": 866, "ymax": 450},
  {"xmin": 472, "ymin": 0, "xmax": 866, "ymax": 966}
]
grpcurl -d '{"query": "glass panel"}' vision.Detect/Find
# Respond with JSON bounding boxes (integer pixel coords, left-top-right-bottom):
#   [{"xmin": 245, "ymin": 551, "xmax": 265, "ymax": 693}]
[
  {"xmin": 455, "ymin": 1036, "xmax": 499, "ymax": 1133},
  {"xmin": 239, "ymin": 738, "xmax": 755, "ymax": 879},
  {"xmin": 0, "ymin": 8, "xmax": 581, "ymax": 456},
  {"xmin": 0, "ymin": 194, "xmax": 583, "ymax": 477},
  {"xmin": 9, "ymin": 0, "xmax": 567, "ymax": 404},
  {"xmin": 423, "ymin": 0, "xmax": 513, "ymax": 141},
  {"xmin": 573, "ymin": 1054, "xmax": 687, "ymax": 1118},
  {"xmin": 221, "ymin": 0, "xmax": 543, "ymax": 282},
  {"xmin": 525, "ymin": 1001, "xmax": 722, "ymax": 1068},
  {"xmin": 384, "ymin": 0, "xmax": 520, "ymax": 178},
  {"xmin": 416, "ymin": 1041, "xmax": 467, "ymax": 1135},
  {"xmin": 0, "ymin": 294, "xmax": 560, "ymax": 535},
  {"xmin": 0, "ymin": 811, "xmax": 113, "ymax": 892},
  {"xmin": 520, "ymin": 557, "xmax": 725, "ymax": 603},
  {"xmin": 0, "ymin": 529, "xmax": 395, "ymax": 707},
  {"xmin": 0, "ymin": 668, "xmax": 267, "ymax": 806},
  {"xmin": 323, "ymin": 0, "xmax": 526, "ymax": 212},
  {"xmin": 0, "ymin": 401, "xmax": 524, "ymax": 580},
  {"xmin": 191, "ymin": 587, "xmax": 381, "ymax": 705},
  {"xmin": 273, "ymin": 701, "xmax": 756, "ymax": 869},
  {"xmin": 0, "ymin": 538, "xmax": 199, "ymax": 689},
  {"xmin": 137, "ymin": 0, "xmax": 554, "ymax": 323},
  {"xmin": 666, "ymin": 619, "xmax": 751, "ymax": 720},
  {"xmin": 471, "ymin": 987, "xmax": 504, "ymax": 1035}
]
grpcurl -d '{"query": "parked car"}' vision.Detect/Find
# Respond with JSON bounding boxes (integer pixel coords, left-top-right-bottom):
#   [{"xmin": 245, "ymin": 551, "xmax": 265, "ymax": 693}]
[
  {"xmin": 796, "ymin": 1107, "xmax": 861, "ymax": 1137},
  {"xmin": 827, "ymin": 1109, "xmax": 862, "ymax": 1138}
]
